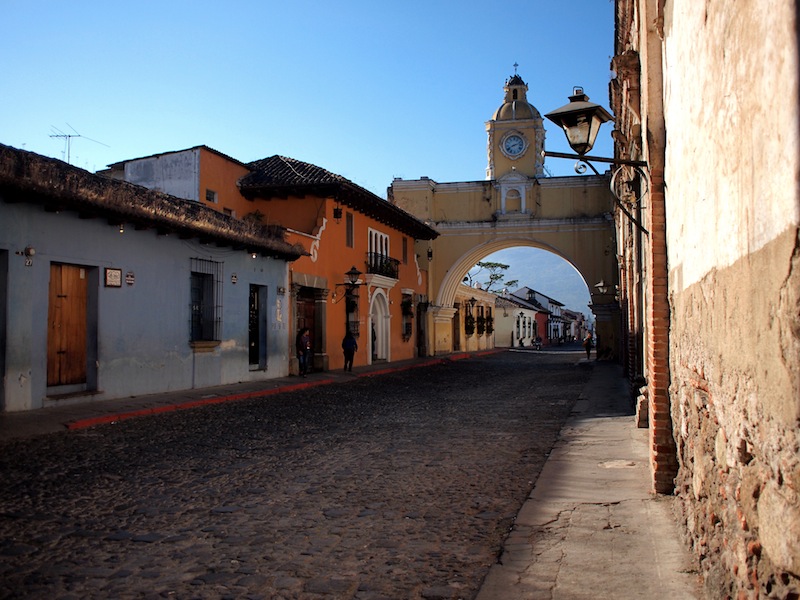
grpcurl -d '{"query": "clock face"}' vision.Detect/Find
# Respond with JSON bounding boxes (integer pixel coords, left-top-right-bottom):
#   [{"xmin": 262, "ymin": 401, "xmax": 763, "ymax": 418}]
[{"xmin": 503, "ymin": 134, "xmax": 525, "ymax": 156}]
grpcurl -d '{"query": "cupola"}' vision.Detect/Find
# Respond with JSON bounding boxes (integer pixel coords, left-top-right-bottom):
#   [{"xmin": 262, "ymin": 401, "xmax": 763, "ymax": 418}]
[{"xmin": 492, "ymin": 74, "xmax": 542, "ymax": 122}]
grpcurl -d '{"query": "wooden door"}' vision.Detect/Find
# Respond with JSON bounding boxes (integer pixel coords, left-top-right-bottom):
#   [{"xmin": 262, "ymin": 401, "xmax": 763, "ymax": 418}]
[
  {"xmin": 249, "ymin": 285, "xmax": 267, "ymax": 368},
  {"xmin": 452, "ymin": 305, "xmax": 461, "ymax": 352},
  {"xmin": 296, "ymin": 290, "xmax": 316, "ymax": 351},
  {"xmin": 248, "ymin": 285, "xmax": 260, "ymax": 366},
  {"xmin": 47, "ymin": 264, "xmax": 87, "ymax": 386}
]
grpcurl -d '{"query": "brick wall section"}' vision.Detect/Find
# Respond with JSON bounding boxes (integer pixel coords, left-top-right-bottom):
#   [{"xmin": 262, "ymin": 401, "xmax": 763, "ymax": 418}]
[
  {"xmin": 646, "ymin": 169, "xmax": 677, "ymax": 493},
  {"xmin": 621, "ymin": 236, "xmax": 643, "ymax": 392}
]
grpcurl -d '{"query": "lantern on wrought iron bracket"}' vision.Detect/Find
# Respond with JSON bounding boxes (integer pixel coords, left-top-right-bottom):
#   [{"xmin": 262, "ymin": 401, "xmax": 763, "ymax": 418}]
[
  {"xmin": 543, "ymin": 87, "xmax": 650, "ymax": 235},
  {"xmin": 333, "ymin": 266, "xmax": 363, "ymax": 337}
]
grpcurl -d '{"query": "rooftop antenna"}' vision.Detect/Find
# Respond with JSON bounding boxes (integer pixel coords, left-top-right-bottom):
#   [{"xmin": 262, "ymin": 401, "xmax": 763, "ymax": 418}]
[{"xmin": 49, "ymin": 124, "xmax": 108, "ymax": 164}]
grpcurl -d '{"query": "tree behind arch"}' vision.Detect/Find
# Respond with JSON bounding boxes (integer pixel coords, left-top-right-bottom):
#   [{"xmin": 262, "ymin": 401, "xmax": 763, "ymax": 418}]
[{"xmin": 463, "ymin": 261, "xmax": 519, "ymax": 292}]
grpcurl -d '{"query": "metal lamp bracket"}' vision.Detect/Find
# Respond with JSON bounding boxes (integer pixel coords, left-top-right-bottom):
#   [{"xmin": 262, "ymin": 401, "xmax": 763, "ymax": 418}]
[{"xmin": 544, "ymin": 150, "xmax": 650, "ymax": 235}]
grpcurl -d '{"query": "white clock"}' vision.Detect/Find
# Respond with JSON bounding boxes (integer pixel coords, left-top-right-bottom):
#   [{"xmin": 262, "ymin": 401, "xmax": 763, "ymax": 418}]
[{"xmin": 503, "ymin": 134, "xmax": 525, "ymax": 157}]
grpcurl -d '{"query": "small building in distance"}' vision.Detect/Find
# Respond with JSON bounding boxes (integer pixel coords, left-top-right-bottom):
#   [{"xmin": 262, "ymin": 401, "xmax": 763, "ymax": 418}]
[
  {"xmin": 511, "ymin": 287, "xmax": 567, "ymax": 343},
  {"xmin": 561, "ymin": 308, "xmax": 589, "ymax": 342},
  {"xmin": 494, "ymin": 291, "xmax": 548, "ymax": 349}
]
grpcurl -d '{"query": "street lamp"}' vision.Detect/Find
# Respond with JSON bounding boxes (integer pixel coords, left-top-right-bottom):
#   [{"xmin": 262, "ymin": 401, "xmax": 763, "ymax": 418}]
[
  {"xmin": 544, "ymin": 87, "xmax": 612, "ymax": 156},
  {"xmin": 543, "ymin": 87, "xmax": 650, "ymax": 235},
  {"xmin": 345, "ymin": 266, "xmax": 361, "ymax": 286},
  {"xmin": 335, "ymin": 266, "xmax": 362, "ymax": 337},
  {"xmin": 594, "ymin": 279, "xmax": 611, "ymax": 295}
]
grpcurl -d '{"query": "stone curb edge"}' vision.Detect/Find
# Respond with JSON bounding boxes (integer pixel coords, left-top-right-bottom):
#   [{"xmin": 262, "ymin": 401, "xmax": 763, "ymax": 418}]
[{"xmin": 66, "ymin": 349, "xmax": 503, "ymax": 431}]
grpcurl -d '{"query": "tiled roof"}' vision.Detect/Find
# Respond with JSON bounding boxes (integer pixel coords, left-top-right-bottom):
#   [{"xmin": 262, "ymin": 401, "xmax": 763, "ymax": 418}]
[
  {"xmin": 240, "ymin": 155, "xmax": 439, "ymax": 241},
  {"xmin": 0, "ymin": 144, "xmax": 305, "ymax": 261},
  {"xmin": 497, "ymin": 294, "xmax": 550, "ymax": 313},
  {"xmin": 242, "ymin": 155, "xmax": 347, "ymax": 187}
]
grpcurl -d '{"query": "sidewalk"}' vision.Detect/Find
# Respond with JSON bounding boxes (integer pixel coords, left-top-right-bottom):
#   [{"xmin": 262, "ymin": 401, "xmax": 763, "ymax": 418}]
[{"xmin": 477, "ymin": 360, "xmax": 702, "ymax": 599}]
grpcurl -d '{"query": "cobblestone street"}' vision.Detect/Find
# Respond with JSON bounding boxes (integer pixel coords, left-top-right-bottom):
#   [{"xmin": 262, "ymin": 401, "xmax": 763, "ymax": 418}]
[{"xmin": 0, "ymin": 350, "xmax": 590, "ymax": 600}]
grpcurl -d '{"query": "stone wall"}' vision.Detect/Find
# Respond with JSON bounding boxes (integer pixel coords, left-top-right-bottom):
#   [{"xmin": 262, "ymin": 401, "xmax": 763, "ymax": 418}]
[
  {"xmin": 670, "ymin": 228, "xmax": 800, "ymax": 598},
  {"xmin": 659, "ymin": 0, "xmax": 800, "ymax": 596},
  {"xmin": 614, "ymin": 0, "xmax": 800, "ymax": 595}
]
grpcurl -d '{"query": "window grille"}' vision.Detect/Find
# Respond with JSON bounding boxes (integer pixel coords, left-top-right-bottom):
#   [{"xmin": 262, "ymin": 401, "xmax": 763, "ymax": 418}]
[
  {"xmin": 190, "ymin": 258, "xmax": 223, "ymax": 341},
  {"xmin": 346, "ymin": 212, "xmax": 354, "ymax": 248}
]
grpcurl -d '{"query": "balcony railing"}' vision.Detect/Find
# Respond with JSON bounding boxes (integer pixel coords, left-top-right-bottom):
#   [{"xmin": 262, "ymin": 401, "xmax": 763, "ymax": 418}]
[{"xmin": 366, "ymin": 253, "xmax": 400, "ymax": 279}]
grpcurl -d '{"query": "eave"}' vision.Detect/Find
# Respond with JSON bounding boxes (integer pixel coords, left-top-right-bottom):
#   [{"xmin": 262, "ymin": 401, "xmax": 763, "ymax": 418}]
[
  {"xmin": 240, "ymin": 177, "xmax": 439, "ymax": 241},
  {"xmin": 0, "ymin": 144, "xmax": 305, "ymax": 261}
]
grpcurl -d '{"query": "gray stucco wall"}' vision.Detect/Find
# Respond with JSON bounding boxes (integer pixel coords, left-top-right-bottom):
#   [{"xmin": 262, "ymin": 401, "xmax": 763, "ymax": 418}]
[
  {"xmin": 0, "ymin": 197, "xmax": 291, "ymax": 412},
  {"xmin": 123, "ymin": 148, "xmax": 200, "ymax": 202}
]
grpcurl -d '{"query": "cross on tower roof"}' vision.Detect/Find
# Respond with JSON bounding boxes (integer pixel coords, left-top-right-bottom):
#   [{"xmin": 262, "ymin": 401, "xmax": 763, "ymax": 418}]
[{"xmin": 513, "ymin": 62, "xmax": 519, "ymax": 74}]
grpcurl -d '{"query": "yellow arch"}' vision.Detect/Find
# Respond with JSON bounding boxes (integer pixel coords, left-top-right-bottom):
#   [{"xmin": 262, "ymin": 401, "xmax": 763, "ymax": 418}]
[{"xmin": 392, "ymin": 173, "xmax": 621, "ymax": 357}]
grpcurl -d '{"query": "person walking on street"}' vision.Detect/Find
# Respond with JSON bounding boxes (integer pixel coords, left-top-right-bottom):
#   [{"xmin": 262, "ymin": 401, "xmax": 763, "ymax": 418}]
[
  {"xmin": 582, "ymin": 332, "xmax": 593, "ymax": 360},
  {"xmin": 342, "ymin": 330, "xmax": 358, "ymax": 372},
  {"xmin": 296, "ymin": 327, "xmax": 311, "ymax": 377}
]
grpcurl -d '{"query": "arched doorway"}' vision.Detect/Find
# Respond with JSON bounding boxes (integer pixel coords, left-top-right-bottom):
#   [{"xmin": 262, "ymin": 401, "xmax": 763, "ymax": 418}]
[{"xmin": 369, "ymin": 289, "xmax": 390, "ymax": 364}]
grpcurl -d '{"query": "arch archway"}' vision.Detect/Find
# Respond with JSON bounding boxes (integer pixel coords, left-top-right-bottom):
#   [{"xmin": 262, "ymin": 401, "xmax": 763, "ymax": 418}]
[
  {"xmin": 393, "ymin": 172, "xmax": 621, "ymax": 358},
  {"xmin": 436, "ymin": 238, "xmax": 591, "ymax": 309},
  {"xmin": 429, "ymin": 230, "xmax": 618, "ymax": 357}
]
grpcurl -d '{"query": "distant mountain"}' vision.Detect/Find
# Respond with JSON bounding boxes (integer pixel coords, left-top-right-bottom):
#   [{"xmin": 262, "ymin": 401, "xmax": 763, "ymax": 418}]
[{"xmin": 469, "ymin": 248, "xmax": 593, "ymax": 317}]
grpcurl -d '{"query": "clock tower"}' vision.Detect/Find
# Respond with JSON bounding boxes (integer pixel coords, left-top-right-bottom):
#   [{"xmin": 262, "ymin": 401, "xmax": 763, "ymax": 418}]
[{"xmin": 485, "ymin": 72, "xmax": 545, "ymax": 180}]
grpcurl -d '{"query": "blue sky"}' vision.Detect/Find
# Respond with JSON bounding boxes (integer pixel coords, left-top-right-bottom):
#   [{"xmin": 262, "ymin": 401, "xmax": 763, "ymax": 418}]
[
  {"xmin": 2, "ymin": 0, "xmax": 615, "ymax": 197},
  {"xmin": 3, "ymin": 1, "xmax": 614, "ymax": 314}
]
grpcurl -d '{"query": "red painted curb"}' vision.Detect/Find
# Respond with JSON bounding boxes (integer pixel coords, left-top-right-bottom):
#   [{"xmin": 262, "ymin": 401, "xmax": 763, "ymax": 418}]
[
  {"xmin": 65, "ymin": 350, "xmax": 504, "ymax": 431},
  {"xmin": 66, "ymin": 378, "xmax": 336, "ymax": 430},
  {"xmin": 356, "ymin": 358, "xmax": 445, "ymax": 378}
]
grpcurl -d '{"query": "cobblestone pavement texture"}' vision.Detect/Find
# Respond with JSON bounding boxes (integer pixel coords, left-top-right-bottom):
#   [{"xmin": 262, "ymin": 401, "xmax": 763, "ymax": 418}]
[{"xmin": 0, "ymin": 350, "xmax": 591, "ymax": 600}]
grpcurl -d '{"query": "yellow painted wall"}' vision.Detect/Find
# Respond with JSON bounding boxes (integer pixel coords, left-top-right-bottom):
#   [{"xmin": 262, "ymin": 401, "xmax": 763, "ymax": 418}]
[
  {"xmin": 394, "ymin": 175, "xmax": 615, "ymax": 303},
  {"xmin": 393, "ymin": 174, "xmax": 617, "ymax": 355}
]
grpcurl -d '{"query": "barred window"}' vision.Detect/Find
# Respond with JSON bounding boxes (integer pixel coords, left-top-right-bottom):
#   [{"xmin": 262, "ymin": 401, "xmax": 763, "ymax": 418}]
[
  {"xmin": 190, "ymin": 258, "xmax": 223, "ymax": 342},
  {"xmin": 346, "ymin": 212, "xmax": 354, "ymax": 248}
]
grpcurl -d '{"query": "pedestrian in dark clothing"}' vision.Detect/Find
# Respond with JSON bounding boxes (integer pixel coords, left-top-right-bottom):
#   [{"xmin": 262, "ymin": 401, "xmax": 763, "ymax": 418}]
[
  {"xmin": 296, "ymin": 327, "xmax": 311, "ymax": 376},
  {"xmin": 582, "ymin": 332, "xmax": 593, "ymax": 360},
  {"xmin": 342, "ymin": 331, "xmax": 358, "ymax": 372}
]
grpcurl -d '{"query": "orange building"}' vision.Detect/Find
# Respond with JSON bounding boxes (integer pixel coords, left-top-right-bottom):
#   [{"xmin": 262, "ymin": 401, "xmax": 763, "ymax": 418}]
[{"xmin": 238, "ymin": 156, "xmax": 438, "ymax": 373}]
